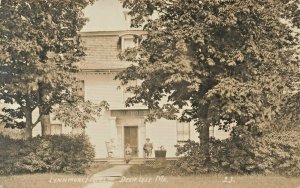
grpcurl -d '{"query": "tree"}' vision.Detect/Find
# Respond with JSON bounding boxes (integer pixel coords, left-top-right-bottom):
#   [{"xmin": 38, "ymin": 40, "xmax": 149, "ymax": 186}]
[
  {"xmin": 117, "ymin": 0, "xmax": 300, "ymax": 159},
  {"xmin": 53, "ymin": 100, "xmax": 109, "ymax": 129},
  {"xmin": 0, "ymin": 0, "xmax": 105, "ymax": 139}
]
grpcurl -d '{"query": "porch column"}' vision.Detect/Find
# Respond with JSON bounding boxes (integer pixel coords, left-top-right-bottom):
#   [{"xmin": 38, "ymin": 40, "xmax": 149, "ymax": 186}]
[
  {"xmin": 108, "ymin": 117, "xmax": 121, "ymax": 157},
  {"xmin": 139, "ymin": 117, "xmax": 147, "ymax": 158}
]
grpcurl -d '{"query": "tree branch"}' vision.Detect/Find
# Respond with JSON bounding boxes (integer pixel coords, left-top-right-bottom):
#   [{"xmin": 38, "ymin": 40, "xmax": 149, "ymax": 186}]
[{"xmin": 32, "ymin": 114, "xmax": 42, "ymax": 128}]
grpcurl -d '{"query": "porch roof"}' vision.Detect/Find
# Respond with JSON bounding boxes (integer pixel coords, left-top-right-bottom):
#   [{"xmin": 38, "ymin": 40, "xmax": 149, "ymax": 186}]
[{"xmin": 78, "ymin": 61, "xmax": 134, "ymax": 72}]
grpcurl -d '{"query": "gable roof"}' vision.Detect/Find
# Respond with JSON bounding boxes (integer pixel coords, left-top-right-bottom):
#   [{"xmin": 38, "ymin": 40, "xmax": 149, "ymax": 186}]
[
  {"xmin": 79, "ymin": 0, "xmax": 146, "ymax": 71},
  {"xmin": 78, "ymin": 30, "xmax": 145, "ymax": 71}
]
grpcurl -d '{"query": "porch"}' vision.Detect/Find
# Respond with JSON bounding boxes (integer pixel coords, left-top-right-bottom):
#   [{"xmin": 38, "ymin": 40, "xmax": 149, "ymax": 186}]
[{"xmin": 94, "ymin": 157, "xmax": 178, "ymax": 165}]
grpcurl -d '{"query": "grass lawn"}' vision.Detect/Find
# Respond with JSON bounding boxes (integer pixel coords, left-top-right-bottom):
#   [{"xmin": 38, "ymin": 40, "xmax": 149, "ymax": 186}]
[
  {"xmin": 113, "ymin": 175, "xmax": 300, "ymax": 188},
  {"xmin": 1, "ymin": 163, "xmax": 300, "ymax": 188},
  {"xmin": 0, "ymin": 162, "xmax": 112, "ymax": 188},
  {"xmin": 112, "ymin": 164, "xmax": 300, "ymax": 188}
]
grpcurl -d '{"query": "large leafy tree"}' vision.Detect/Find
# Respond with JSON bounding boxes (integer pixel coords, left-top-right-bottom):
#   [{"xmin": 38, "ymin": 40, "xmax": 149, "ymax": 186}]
[
  {"xmin": 0, "ymin": 0, "xmax": 105, "ymax": 139},
  {"xmin": 117, "ymin": 0, "xmax": 300, "ymax": 157}
]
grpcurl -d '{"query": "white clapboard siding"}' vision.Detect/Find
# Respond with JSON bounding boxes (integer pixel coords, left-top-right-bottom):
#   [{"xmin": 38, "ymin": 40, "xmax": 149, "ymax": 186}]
[
  {"xmin": 146, "ymin": 119, "xmax": 178, "ymax": 157},
  {"xmin": 83, "ymin": 73, "xmax": 124, "ymax": 108}
]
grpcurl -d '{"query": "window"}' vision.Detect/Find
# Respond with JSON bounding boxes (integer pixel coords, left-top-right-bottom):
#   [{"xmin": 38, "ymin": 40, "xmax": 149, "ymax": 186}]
[
  {"xmin": 51, "ymin": 124, "xmax": 62, "ymax": 135},
  {"xmin": 209, "ymin": 126, "xmax": 215, "ymax": 138},
  {"xmin": 177, "ymin": 121, "xmax": 190, "ymax": 143},
  {"xmin": 76, "ymin": 80, "xmax": 85, "ymax": 99},
  {"xmin": 121, "ymin": 35, "xmax": 139, "ymax": 51}
]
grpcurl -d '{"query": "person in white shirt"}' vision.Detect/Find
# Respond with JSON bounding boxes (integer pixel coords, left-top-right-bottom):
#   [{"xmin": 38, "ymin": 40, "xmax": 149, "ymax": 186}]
[{"xmin": 124, "ymin": 144, "xmax": 132, "ymax": 164}]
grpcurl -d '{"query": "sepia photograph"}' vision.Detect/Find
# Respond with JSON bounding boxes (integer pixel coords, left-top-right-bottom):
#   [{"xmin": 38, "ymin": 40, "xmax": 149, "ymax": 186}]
[{"xmin": 0, "ymin": 0, "xmax": 299, "ymax": 187}]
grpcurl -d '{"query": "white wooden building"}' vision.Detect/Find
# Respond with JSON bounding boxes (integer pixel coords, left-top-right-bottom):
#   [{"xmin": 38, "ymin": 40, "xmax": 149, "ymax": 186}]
[{"xmin": 1, "ymin": 0, "xmax": 230, "ymax": 160}]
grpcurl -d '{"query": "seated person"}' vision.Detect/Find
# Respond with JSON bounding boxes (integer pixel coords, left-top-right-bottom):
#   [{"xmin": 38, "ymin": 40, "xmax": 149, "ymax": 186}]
[
  {"xmin": 143, "ymin": 138, "xmax": 153, "ymax": 158},
  {"xmin": 124, "ymin": 144, "xmax": 132, "ymax": 164}
]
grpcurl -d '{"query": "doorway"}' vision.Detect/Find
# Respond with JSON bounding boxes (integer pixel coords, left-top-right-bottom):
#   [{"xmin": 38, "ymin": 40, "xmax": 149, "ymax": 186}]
[{"xmin": 124, "ymin": 126, "xmax": 138, "ymax": 157}]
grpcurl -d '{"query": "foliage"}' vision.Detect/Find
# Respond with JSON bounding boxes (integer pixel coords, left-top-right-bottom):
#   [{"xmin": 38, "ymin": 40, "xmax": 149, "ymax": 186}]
[
  {"xmin": 166, "ymin": 140, "xmax": 211, "ymax": 175},
  {"xmin": 117, "ymin": 0, "xmax": 300, "ymax": 154},
  {"xmin": 118, "ymin": 1, "xmax": 300, "ymax": 176},
  {"xmin": 0, "ymin": 0, "xmax": 98, "ymax": 138},
  {"xmin": 53, "ymin": 100, "xmax": 109, "ymax": 129},
  {"xmin": 275, "ymin": 91, "xmax": 300, "ymax": 131},
  {"xmin": 167, "ymin": 129, "xmax": 300, "ymax": 176},
  {"xmin": 0, "ymin": 134, "xmax": 95, "ymax": 175}
]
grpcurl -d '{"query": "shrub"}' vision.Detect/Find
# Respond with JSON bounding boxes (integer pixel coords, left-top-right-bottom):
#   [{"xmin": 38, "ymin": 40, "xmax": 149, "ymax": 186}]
[
  {"xmin": 254, "ymin": 131, "xmax": 300, "ymax": 176},
  {"xmin": 0, "ymin": 134, "xmax": 95, "ymax": 175},
  {"xmin": 166, "ymin": 127, "xmax": 300, "ymax": 176},
  {"xmin": 164, "ymin": 138, "xmax": 228, "ymax": 175}
]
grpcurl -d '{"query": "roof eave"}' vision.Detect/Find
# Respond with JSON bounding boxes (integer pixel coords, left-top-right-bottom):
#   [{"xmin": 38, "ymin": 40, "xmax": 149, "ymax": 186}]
[
  {"xmin": 79, "ymin": 30, "xmax": 147, "ymax": 37},
  {"xmin": 79, "ymin": 68, "xmax": 126, "ymax": 73}
]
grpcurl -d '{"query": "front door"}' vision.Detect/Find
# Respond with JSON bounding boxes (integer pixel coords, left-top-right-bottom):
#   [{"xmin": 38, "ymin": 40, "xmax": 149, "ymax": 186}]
[{"xmin": 124, "ymin": 126, "xmax": 138, "ymax": 157}]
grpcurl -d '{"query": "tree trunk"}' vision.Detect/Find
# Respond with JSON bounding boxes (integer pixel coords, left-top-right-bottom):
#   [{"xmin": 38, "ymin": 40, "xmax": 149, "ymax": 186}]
[
  {"xmin": 197, "ymin": 101, "xmax": 211, "ymax": 164},
  {"xmin": 199, "ymin": 123, "xmax": 210, "ymax": 161},
  {"xmin": 24, "ymin": 111, "xmax": 33, "ymax": 139},
  {"xmin": 24, "ymin": 126, "xmax": 33, "ymax": 139},
  {"xmin": 199, "ymin": 123, "xmax": 210, "ymax": 146},
  {"xmin": 41, "ymin": 114, "xmax": 51, "ymax": 136},
  {"xmin": 39, "ymin": 82, "xmax": 52, "ymax": 136}
]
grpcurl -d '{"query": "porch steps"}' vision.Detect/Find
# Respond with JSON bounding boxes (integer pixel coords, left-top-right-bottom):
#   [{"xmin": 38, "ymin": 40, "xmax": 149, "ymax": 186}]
[
  {"xmin": 94, "ymin": 157, "xmax": 178, "ymax": 165},
  {"xmin": 108, "ymin": 158, "xmax": 149, "ymax": 165}
]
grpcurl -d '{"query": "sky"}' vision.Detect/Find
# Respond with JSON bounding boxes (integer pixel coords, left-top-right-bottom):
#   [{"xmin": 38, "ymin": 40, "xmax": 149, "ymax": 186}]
[{"xmin": 81, "ymin": 0, "xmax": 130, "ymax": 32}]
